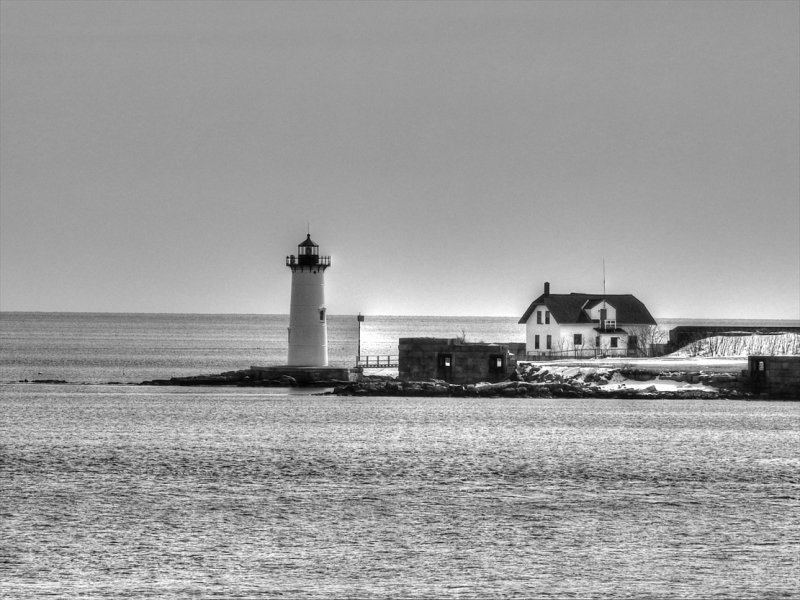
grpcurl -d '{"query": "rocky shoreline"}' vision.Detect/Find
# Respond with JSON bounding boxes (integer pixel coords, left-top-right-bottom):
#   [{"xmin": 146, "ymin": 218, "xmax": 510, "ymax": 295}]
[
  {"xmin": 138, "ymin": 370, "xmax": 348, "ymax": 387},
  {"xmin": 14, "ymin": 370, "xmax": 349, "ymax": 388},
  {"xmin": 329, "ymin": 379, "xmax": 747, "ymax": 399},
  {"xmin": 329, "ymin": 363, "xmax": 755, "ymax": 399},
  {"xmin": 12, "ymin": 364, "xmax": 764, "ymax": 399}
]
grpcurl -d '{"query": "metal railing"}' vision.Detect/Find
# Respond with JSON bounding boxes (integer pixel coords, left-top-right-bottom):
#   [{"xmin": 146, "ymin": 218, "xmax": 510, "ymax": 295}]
[
  {"xmin": 356, "ymin": 355, "xmax": 398, "ymax": 368},
  {"xmin": 286, "ymin": 255, "xmax": 331, "ymax": 267},
  {"xmin": 525, "ymin": 345, "xmax": 667, "ymax": 361}
]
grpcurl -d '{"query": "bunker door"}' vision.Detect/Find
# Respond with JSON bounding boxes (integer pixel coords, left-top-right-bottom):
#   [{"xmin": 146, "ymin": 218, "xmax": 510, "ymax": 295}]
[
  {"xmin": 489, "ymin": 354, "xmax": 505, "ymax": 381},
  {"xmin": 437, "ymin": 353, "xmax": 453, "ymax": 382},
  {"xmin": 749, "ymin": 357, "xmax": 767, "ymax": 394}
]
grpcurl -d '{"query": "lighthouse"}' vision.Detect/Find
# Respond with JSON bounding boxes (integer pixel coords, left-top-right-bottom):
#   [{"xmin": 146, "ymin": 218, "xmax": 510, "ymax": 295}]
[{"xmin": 286, "ymin": 234, "xmax": 331, "ymax": 366}]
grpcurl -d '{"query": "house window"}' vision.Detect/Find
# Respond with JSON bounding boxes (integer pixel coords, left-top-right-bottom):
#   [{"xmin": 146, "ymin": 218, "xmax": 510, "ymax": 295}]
[
  {"xmin": 319, "ymin": 308, "xmax": 326, "ymax": 322},
  {"xmin": 628, "ymin": 335, "xmax": 638, "ymax": 349},
  {"xmin": 534, "ymin": 335, "xmax": 540, "ymax": 350},
  {"xmin": 545, "ymin": 311, "xmax": 550, "ymax": 324},
  {"xmin": 574, "ymin": 334, "xmax": 582, "ymax": 346},
  {"xmin": 537, "ymin": 311, "xmax": 542, "ymax": 324},
  {"xmin": 546, "ymin": 335, "xmax": 552, "ymax": 350},
  {"xmin": 595, "ymin": 336, "xmax": 600, "ymax": 347},
  {"xmin": 610, "ymin": 337, "xmax": 618, "ymax": 348}
]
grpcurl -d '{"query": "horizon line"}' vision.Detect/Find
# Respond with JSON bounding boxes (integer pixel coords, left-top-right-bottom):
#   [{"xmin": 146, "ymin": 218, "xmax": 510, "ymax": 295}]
[{"xmin": 1, "ymin": 310, "xmax": 799, "ymax": 324}]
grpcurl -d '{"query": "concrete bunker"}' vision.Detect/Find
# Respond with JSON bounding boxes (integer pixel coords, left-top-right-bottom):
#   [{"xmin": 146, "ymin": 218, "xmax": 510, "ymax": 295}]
[
  {"xmin": 746, "ymin": 355, "xmax": 800, "ymax": 399},
  {"xmin": 399, "ymin": 337, "xmax": 517, "ymax": 385}
]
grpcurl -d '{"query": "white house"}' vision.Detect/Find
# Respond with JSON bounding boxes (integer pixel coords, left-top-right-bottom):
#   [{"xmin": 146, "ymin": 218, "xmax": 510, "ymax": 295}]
[{"xmin": 519, "ymin": 282, "xmax": 659, "ymax": 358}]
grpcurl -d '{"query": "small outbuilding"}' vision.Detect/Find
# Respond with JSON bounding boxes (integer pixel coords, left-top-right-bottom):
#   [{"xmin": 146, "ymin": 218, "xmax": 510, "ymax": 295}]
[{"xmin": 399, "ymin": 338, "xmax": 517, "ymax": 385}]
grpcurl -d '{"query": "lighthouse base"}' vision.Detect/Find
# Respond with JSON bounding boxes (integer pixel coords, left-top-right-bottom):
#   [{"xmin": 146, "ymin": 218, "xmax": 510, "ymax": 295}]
[{"xmin": 249, "ymin": 365, "xmax": 354, "ymax": 385}]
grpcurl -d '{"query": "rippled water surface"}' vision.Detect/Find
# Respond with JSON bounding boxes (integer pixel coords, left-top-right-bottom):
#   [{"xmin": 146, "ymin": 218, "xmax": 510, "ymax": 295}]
[{"xmin": 2, "ymin": 385, "xmax": 798, "ymax": 598}]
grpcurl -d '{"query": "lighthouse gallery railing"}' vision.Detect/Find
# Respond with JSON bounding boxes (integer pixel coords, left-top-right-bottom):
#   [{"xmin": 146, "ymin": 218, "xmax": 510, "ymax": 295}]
[{"xmin": 286, "ymin": 255, "xmax": 331, "ymax": 266}]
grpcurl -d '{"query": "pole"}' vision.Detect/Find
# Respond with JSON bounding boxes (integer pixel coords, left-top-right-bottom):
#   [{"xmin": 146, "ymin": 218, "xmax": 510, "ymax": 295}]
[
  {"xmin": 357, "ymin": 313, "xmax": 364, "ymax": 366},
  {"xmin": 601, "ymin": 259, "xmax": 608, "ymax": 331}
]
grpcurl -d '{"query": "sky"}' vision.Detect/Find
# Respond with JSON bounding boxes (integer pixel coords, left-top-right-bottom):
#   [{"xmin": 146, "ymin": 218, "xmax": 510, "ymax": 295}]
[{"xmin": 1, "ymin": 1, "xmax": 798, "ymax": 319}]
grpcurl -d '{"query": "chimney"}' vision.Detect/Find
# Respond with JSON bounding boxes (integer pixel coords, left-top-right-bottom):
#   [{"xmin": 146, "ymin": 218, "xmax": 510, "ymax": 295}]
[{"xmin": 544, "ymin": 282, "xmax": 550, "ymax": 296}]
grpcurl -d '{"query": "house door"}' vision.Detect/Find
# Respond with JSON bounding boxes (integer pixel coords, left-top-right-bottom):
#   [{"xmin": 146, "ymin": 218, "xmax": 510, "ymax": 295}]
[{"xmin": 437, "ymin": 354, "xmax": 453, "ymax": 382}]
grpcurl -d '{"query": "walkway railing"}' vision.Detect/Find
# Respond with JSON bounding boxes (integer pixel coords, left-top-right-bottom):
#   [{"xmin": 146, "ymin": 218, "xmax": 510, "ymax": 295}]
[{"xmin": 357, "ymin": 355, "xmax": 398, "ymax": 368}]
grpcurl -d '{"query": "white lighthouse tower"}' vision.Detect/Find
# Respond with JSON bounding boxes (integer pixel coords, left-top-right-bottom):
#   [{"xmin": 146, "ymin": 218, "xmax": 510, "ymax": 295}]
[{"xmin": 286, "ymin": 234, "xmax": 331, "ymax": 366}]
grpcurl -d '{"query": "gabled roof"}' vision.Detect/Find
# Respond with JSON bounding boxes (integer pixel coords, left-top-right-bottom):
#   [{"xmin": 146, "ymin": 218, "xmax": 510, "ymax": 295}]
[
  {"xmin": 519, "ymin": 293, "xmax": 657, "ymax": 326},
  {"xmin": 582, "ymin": 298, "xmax": 612, "ymax": 310}
]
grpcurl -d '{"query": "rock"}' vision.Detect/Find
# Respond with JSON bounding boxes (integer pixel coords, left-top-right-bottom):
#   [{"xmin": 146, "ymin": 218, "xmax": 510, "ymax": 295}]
[
  {"xmin": 475, "ymin": 383, "xmax": 495, "ymax": 397},
  {"xmin": 610, "ymin": 372, "xmax": 626, "ymax": 384},
  {"xmin": 385, "ymin": 382, "xmax": 402, "ymax": 395},
  {"xmin": 492, "ymin": 381, "xmax": 517, "ymax": 392},
  {"xmin": 279, "ymin": 375, "xmax": 298, "ymax": 387}
]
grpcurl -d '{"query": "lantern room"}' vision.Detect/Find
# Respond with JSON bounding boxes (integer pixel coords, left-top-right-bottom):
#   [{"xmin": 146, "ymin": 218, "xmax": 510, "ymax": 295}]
[{"xmin": 286, "ymin": 234, "xmax": 331, "ymax": 270}]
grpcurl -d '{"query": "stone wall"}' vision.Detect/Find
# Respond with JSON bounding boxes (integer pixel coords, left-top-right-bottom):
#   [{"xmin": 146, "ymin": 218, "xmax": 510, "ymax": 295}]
[
  {"xmin": 746, "ymin": 356, "xmax": 800, "ymax": 399},
  {"xmin": 399, "ymin": 337, "xmax": 517, "ymax": 385}
]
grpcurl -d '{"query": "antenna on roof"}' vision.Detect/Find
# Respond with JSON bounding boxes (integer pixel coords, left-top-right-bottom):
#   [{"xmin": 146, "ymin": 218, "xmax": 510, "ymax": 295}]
[{"xmin": 603, "ymin": 259, "xmax": 606, "ymax": 308}]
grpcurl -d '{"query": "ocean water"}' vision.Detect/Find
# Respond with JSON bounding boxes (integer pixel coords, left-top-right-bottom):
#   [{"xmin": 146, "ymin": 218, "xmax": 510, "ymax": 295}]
[
  {"xmin": 2, "ymin": 313, "xmax": 797, "ymax": 384},
  {"xmin": 1, "ymin": 313, "xmax": 799, "ymax": 597},
  {"xmin": 0, "ymin": 313, "xmax": 527, "ymax": 383},
  {"xmin": 2, "ymin": 386, "xmax": 799, "ymax": 598}
]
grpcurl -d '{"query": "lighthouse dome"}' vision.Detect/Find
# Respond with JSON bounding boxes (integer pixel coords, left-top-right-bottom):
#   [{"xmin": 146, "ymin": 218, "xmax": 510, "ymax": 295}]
[{"xmin": 298, "ymin": 234, "xmax": 318, "ymax": 248}]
